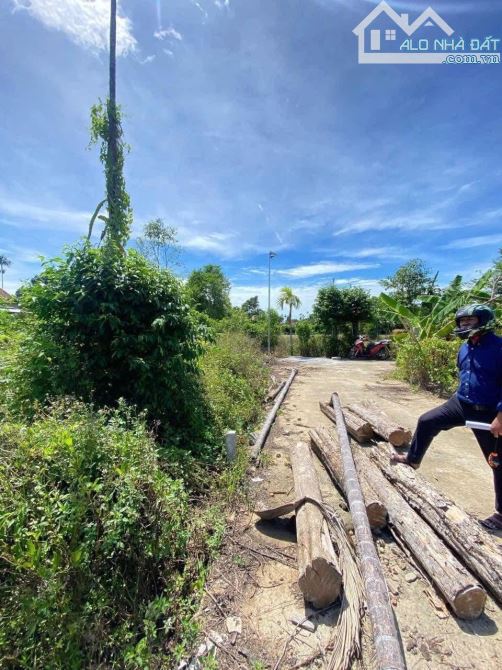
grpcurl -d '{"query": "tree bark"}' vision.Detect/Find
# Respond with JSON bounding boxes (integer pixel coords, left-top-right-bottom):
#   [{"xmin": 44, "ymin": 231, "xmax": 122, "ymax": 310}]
[
  {"xmin": 250, "ymin": 368, "xmax": 297, "ymax": 459},
  {"xmin": 353, "ymin": 444, "xmax": 486, "ymax": 619},
  {"xmin": 309, "ymin": 426, "xmax": 387, "ymax": 530},
  {"xmin": 370, "ymin": 442, "xmax": 502, "ymax": 605},
  {"xmin": 319, "ymin": 401, "xmax": 374, "ymax": 443},
  {"xmin": 330, "ymin": 394, "xmax": 405, "ymax": 670},
  {"xmin": 266, "ymin": 380, "xmax": 285, "ymax": 403},
  {"xmin": 348, "ymin": 401, "xmax": 411, "ymax": 447},
  {"xmin": 289, "ymin": 441, "xmax": 342, "ymax": 608}
]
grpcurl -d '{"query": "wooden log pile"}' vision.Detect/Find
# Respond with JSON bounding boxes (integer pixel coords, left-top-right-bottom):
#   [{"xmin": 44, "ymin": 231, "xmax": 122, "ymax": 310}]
[{"xmin": 315, "ymin": 393, "xmax": 495, "ymax": 621}]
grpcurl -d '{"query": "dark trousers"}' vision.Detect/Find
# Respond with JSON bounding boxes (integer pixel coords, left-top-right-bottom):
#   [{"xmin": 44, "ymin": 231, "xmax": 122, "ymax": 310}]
[{"xmin": 407, "ymin": 395, "xmax": 502, "ymax": 513}]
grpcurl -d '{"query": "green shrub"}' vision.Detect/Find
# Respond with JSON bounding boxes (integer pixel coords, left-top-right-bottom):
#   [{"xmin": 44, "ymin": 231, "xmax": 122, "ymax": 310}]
[
  {"xmin": 0, "ymin": 400, "xmax": 200, "ymax": 668},
  {"xmin": 395, "ymin": 336, "xmax": 458, "ymax": 396},
  {"xmin": 15, "ymin": 244, "xmax": 209, "ymax": 450},
  {"xmin": 200, "ymin": 331, "xmax": 268, "ymax": 435}
]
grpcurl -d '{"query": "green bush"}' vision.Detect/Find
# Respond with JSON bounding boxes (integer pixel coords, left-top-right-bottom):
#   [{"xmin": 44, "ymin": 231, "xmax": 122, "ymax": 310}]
[
  {"xmin": 0, "ymin": 400, "xmax": 201, "ymax": 668},
  {"xmin": 200, "ymin": 331, "xmax": 268, "ymax": 435},
  {"xmin": 218, "ymin": 308, "xmax": 282, "ymax": 350},
  {"xmin": 395, "ymin": 336, "xmax": 458, "ymax": 396},
  {"xmin": 15, "ymin": 244, "xmax": 209, "ymax": 450}
]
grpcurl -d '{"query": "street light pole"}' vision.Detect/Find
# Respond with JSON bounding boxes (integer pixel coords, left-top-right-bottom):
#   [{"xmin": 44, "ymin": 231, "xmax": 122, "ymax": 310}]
[{"xmin": 267, "ymin": 251, "xmax": 276, "ymax": 355}]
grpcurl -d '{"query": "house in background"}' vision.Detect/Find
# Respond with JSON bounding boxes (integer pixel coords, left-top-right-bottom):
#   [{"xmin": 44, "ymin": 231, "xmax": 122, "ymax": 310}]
[{"xmin": 353, "ymin": 1, "xmax": 454, "ymax": 64}]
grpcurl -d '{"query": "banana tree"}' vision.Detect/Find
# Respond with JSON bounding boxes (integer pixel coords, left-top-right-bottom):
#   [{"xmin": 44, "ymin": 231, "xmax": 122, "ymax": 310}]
[{"xmin": 380, "ymin": 269, "xmax": 498, "ymax": 341}]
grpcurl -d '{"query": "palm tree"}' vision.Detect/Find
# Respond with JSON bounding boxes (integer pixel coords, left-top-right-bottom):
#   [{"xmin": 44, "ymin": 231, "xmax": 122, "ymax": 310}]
[
  {"xmin": 278, "ymin": 287, "xmax": 301, "ymax": 355},
  {"xmin": 0, "ymin": 255, "xmax": 11, "ymax": 290}
]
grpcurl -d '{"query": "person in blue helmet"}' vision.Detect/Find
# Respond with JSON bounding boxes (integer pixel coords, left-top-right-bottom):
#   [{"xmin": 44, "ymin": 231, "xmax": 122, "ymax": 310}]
[{"xmin": 391, "ymin": 304, "xmax": 502, "ymax": 531}]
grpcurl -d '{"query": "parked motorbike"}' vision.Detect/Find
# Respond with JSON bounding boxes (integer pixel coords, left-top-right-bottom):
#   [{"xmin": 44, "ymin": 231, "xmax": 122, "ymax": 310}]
[{"xmin": 349, "ymin": 336, "xmax": 391, "ymax": 360}]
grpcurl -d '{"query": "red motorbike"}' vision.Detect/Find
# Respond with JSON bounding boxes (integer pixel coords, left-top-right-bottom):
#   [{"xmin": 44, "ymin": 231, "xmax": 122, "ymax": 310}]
[{"xmin": 349, "ymin": 336, "xmax": 391, "ymax": 360}]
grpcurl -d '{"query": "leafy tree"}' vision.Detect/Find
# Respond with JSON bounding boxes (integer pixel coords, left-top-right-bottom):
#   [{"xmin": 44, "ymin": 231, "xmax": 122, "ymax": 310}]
[
  {"xmin": 186, "ymin": 265, "xmax": 231, "ymax": 320},
  {"xmin": 312, "ymin": 286, "xmax": 345, "ymax": 335},
  {"xmin": 380, "ymin": 259, "xmax": 437, "ymax": 309},
  {"xmin": 241, "ymin": 296, "xmax": 262, "ymax": 318},
  {"xmin": 0, "ymin": 254, "xmax": 11, "ymax": 290},
  {"xmin": 277, "ymin": 287, "xmax": 301, "ymax": 355},
  {"xmin": 341, "ymin": 286, "xmax": 373, "ymax": 338},
  {"xmin": 137, "ymin": 218, "xmax": 180, "ymax": 269}
]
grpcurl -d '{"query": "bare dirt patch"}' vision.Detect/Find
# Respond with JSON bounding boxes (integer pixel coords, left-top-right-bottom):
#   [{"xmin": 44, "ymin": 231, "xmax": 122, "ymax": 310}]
[{"xmin": 197, "ymin": 359, "xmax": 502, "ymax": 670}]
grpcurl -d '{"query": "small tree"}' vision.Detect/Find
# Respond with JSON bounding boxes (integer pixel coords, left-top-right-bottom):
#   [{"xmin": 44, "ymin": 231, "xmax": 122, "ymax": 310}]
[
  {"xmin": 341, "ymin": 287, "xmax": 373, "ymax": 338},
  {"xmin": 0, "ymin": 255, "xmax": 11, "ymax": 290},
  {"xmin": 241, "ymin": 296, "xmax": 263, "ymax": 319},
  {"xmin": 137, "ymin": 219, "xmax": 180, "ymax": 268},
  {"xmin": 380, "ymin": 259, "xmax": 437, "ymax": 310},
  {"xmin": 277, "ymin": 287, "xmax": 301, "ymax": 355},
  {"xmin": 186, "ymin": 265, "xmax": 231, "ymax": 320}
]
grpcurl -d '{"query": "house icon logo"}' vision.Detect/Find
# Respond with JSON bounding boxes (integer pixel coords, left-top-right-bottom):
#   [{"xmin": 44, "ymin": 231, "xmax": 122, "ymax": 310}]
[{"xmin": 353, "ymin": 1, "xmax": 500, "ymax": 64}]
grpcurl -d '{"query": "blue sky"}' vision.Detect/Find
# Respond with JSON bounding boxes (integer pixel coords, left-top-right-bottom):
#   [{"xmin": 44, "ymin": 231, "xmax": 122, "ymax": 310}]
[{"xmin": 0, "ymin": 0, "xmax": 501, "ymax": 314}]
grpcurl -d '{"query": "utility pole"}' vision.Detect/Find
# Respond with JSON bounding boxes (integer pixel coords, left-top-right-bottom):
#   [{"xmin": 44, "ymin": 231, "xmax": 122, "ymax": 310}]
[{"xmin": 267, "ymin": 251, "xmax": 276, "ymax": 354}]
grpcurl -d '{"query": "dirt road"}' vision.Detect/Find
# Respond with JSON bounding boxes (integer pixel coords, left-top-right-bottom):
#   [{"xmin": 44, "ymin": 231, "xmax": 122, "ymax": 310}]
[{"xmin": 199, "ymin": 359, "xmax": 502, "ymax": 670}]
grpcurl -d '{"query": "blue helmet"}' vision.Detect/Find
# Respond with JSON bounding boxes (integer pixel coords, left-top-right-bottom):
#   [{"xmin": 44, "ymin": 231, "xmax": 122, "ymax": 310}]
[{"xmin": 454, "ymin": 304, "xmax": 496, "ymax": 339}]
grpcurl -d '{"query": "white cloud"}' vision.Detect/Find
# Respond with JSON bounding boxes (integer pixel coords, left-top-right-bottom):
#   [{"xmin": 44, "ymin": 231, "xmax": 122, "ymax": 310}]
[
  {"xmin": 339, "ymin": 246, "xmax": 408, "ymax": 260},
  {"xmin": 0, "ymin": 193, "xmax": 91, "ymax": 232},
  {"xmin": 276, "ymin": 261, "xmax": 379, "ymax": 279},
  {"xmin": 11, "ymin": 0, "xmax": 136, "ymax": 55},
  {"xmin": 180, "ymin": 232, "xmax": 234, "ymax": 253},
  {"xmin": 154, "ymin": 27, "xmax": 183, "ymax": 41},
  {"xmin": 139, "ymin": 55, "xmax": 156, "ymax": 65},
  {"xmin": 442, "ymin": 234, "xmax": 502, "ymax": 250}
]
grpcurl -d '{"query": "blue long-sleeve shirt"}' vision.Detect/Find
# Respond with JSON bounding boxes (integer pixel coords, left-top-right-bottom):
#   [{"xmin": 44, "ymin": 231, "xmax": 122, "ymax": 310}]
[{"xmin": 456, "ymin": 331, "xmax": 502, "ymax": 413}]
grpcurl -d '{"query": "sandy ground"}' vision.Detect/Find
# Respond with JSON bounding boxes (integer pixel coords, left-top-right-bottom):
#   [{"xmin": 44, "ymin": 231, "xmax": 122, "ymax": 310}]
[{"xmin": 196, "ymin": 359, "xmax": 502, "ymax": 670}]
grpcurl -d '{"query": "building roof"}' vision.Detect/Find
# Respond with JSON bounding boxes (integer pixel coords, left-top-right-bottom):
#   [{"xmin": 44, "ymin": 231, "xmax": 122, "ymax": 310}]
[{"xmin": 0, "ymin": 288, "xmax": 13, "ymax": 300}]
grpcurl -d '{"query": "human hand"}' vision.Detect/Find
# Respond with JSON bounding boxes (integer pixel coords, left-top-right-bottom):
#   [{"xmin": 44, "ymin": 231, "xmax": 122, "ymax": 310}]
[{"xmin": 490, "ymin": 413, "xmax": 502, "ymax": 437}]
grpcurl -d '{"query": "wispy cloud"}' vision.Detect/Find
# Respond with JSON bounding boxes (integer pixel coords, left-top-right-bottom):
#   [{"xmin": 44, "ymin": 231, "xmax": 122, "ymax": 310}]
[
  {"xmin": 442, "ymin": 234, "xmax": 502, "ymax": 250},
  {"xmin": 139, "ymin": 55, "xmax": 156, "ymax": 65},
  {"xmin": 11, "ymin": 0, "xmax": 136, "ymax": 55},
  {"xmin": 154, "ymin": 27, "xmax": 183, "ymax": 41},
  {"xmin": 276, "ymin": 261, "xmax": 379, "ymax": 279},
  {"xmin": 0, "ymin": 193, "xmax": 90, "ymax": 232}
]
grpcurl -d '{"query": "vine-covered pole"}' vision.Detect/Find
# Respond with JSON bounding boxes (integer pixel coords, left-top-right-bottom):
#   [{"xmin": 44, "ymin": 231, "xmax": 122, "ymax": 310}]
[{"xmin": 331, "ymin": 393, "xmax": 406, "ymax": 670}]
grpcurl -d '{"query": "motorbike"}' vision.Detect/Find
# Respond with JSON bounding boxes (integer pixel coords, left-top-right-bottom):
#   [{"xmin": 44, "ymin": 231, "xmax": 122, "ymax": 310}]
[{"xmin": 349, "ymin": 336, "xmax": 391, "ymax": 360}]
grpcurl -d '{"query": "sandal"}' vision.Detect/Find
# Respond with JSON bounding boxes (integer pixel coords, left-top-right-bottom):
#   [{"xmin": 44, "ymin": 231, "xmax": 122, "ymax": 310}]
[{"xmin": 479, "ymin": 513, "xmax": 502, "ymax": 531}]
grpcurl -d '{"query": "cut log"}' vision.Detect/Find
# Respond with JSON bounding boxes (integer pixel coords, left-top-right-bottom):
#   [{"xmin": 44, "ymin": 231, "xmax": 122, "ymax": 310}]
[
  {"xmin": 266, "ymin": 379, "xmax": 285, "ymax": 402},
  {"xmin": 371, "ymin": 441, "xmax": 502, "ymax": 605},
  {"xmin": 330, "ymin": 394, "xmax": 405, "ymax": 670},
  {"xmin": 352, "ymin": 444, "xmax": 486, "ymax": 619},
  {"xmin": 309, "ymin": 426, "xmax": 387, "ymax": 530},
  {"xmin": 347, "ymin": 401, "xmax": 411, "ymax": 447},
  {"xmin": 289, "ymin": 441, "xmax": 342, "ymax": 608},
  {"xmin": 250, "ymin": 368, "xmax": 298, "ymax": 459},
  {"xmin": 319, "ymin": 401, "xmax": 374, "ymax": 443}
]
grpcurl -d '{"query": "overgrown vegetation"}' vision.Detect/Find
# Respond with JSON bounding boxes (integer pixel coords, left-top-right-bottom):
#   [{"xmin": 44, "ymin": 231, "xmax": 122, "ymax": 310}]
[
  {"xmin": 0, "ymin": 3, "xmax": 268, "ymax": 667},
  {"xmin": 0, "ymin": 400, "xmax": 225, "ymax": 669}
]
